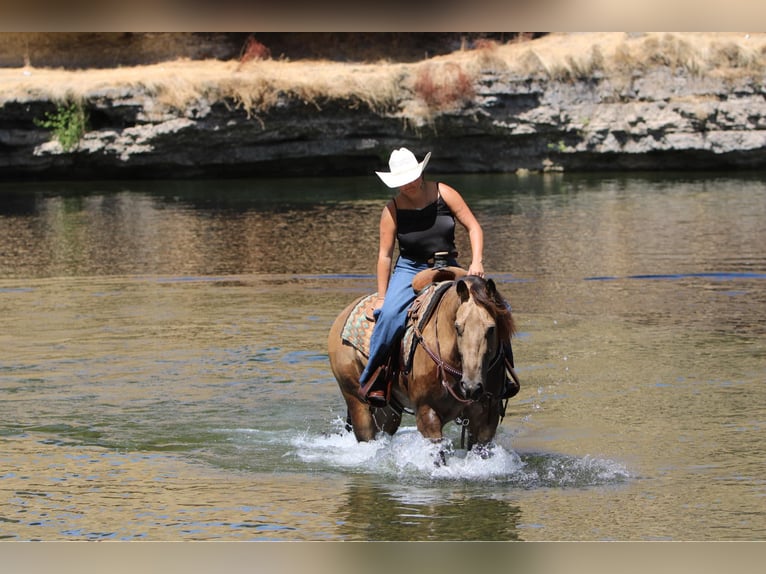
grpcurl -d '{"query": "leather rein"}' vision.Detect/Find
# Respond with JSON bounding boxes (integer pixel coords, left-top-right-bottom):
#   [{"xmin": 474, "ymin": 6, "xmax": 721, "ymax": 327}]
[{"xmin": 412, "ymin": 287, "xmax": 504, "ymax": 406}]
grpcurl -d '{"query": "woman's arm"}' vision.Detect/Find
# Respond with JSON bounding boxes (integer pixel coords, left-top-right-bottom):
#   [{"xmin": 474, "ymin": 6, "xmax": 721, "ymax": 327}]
[
  {"xmin": 439, "ymin": 182, "xmax": 485, "ymax": 277},
  {"xmin": 374, "ymin": 200, "xmax": 397, "ymax": 308}
]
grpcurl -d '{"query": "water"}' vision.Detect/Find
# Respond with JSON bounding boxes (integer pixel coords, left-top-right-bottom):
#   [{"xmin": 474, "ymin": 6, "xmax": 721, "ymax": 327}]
[{"xmin": 1, "ymin": 172, "xmax": 765, "ymax": 541}]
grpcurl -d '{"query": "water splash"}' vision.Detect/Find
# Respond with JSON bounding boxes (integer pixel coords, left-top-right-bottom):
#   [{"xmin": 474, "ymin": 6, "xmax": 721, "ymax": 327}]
[
  {"xmin": 288, "ymin": 421, "xmax": 522, "ymax": 481},
  {"xmin": 286, "ymin": 420, "xmax": 629, "ymax": 488}
]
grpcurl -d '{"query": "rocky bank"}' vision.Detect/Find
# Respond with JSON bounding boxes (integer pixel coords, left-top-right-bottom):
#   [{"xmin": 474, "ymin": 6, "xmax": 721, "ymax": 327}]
[{"xmin": 2, "ymin": 65, "xmax": 766, "ymax": 180}]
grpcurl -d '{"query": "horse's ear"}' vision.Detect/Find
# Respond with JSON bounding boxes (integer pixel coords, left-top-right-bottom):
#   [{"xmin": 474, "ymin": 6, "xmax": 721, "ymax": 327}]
[
  {"xmin": 456, "ymin": 279, "xmax": 470, "ymax": 302},
  {"xmin": 486, "ymin": 278, "xmax": 497, "ymax": 297}
]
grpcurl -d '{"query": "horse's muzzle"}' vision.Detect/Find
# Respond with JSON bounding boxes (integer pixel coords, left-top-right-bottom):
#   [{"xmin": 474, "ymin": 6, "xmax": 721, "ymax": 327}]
[{"xmin": 461, "ymin": 380, "xmax": 484, "ymax": 400}]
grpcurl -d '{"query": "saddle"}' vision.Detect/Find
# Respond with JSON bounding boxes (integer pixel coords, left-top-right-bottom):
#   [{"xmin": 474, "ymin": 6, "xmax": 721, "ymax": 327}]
[{"xmin": 340, "ymin": 266, "xmax": 467, "ymax": 369}]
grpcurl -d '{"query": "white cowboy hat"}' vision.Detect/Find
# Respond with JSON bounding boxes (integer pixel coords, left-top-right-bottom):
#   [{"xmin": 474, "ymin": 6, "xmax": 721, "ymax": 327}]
[{"xmin": 375, "ymin": 147, "xmax": 431, "ymax": 188}]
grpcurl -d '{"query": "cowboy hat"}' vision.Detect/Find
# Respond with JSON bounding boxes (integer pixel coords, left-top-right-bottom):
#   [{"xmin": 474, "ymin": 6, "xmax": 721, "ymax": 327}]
[{"xmin": 375, "ymin": 147, "xmax": 431, "ymax": 188}]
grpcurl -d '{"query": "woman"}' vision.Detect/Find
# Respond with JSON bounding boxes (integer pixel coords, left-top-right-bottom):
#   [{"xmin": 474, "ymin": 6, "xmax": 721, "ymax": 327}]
[{"xmin": 357, "ymin": 147, "xmax": 488, "ymax": 407}]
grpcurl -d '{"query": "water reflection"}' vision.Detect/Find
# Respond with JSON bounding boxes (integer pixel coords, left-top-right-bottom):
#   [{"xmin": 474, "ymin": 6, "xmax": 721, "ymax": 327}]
[
  {"xmin": 3, "ymin": 172, "xmax": 764, "ymax": 282},
  {"xmin": 14, "ymin": 178, "xmax": 400, "ymax": 277},
  {"xmin": 0, "ymin": 181, "xmax": 384, "ymax": 278},
  {"xmin": 335, "ymin": 476, "xmax": 522, "ymax": 541}
]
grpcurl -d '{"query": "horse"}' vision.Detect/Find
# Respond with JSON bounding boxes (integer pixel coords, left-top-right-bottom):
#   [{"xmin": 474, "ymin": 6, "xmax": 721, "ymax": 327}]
[{"xmin": 328, "ymin": 270, "xmax": 518, "ymax": 454}]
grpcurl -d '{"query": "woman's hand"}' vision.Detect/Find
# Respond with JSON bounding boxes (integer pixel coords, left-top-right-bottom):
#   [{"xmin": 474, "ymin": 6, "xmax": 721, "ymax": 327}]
[{"xmin": 468, "ymin": 261, "xmax": 485, "ymax": 278}]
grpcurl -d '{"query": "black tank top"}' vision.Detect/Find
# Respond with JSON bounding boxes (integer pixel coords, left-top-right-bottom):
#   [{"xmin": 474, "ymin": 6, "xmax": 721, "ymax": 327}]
[{"xmin": 394, "ymin": 186, "xmax": 457, "ymax": 262}]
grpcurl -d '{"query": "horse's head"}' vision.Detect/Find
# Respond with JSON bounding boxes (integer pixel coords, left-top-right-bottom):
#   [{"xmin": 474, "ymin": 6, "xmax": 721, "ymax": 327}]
[{"xmin": 453, "ymin": 277, "xmax": 514, "ymax": 400}]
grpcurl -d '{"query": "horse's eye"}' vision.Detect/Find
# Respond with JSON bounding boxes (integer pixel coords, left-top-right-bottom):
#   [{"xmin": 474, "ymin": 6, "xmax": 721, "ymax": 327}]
[
  {"xmin": 487, "ymin": 325, "xmax": 496, "ymax": 338},
  {"xmin": 455, "ymin": 323, "xmax": 464, "ymax": 337}
]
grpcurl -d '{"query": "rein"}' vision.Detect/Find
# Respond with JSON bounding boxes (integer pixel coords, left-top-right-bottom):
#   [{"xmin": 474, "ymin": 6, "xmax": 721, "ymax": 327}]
[
  {"xmin": 411, "ymin": 279, "xmax": 512, "ymax": 450},
  {"xmin": 414, "ymin": 323, "xmax": 471, "ymax": 404},
  {"xmin": 412, "ymin": 285, "xmax": 504, "ymax": 407}
]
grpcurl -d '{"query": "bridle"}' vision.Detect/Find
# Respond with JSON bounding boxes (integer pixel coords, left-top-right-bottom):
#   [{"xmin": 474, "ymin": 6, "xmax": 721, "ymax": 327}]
[
  {"xmin": 413, "ymin": 310, "xmax": 506, "ymax": 450},
  {"xmin": 411, "ymin": 285, "xmax": 504, "ymax": 406},
  {"xmin": 410, "ymin": 280, "xmax": 514, "ymax": 449}
]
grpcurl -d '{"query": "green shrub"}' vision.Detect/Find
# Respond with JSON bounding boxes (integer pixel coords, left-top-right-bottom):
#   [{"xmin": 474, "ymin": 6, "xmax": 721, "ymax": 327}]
[{"xmin": 34, "ymin": 101, "xmax": 88, "ymax": 151}]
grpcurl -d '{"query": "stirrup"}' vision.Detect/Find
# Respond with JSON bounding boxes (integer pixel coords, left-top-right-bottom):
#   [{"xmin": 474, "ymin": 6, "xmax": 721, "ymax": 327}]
[
  {"xmin": 358, "ymin": 366, "xmax": 389, "ymax": 407},
  {"xmin": 365, "ymin": 390, "xmax": 387, "ymax": 408}
]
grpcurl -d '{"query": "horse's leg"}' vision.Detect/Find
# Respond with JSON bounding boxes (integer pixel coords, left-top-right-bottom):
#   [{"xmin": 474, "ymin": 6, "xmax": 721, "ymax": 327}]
[
  {"xmin": 342, "ymin": 388, "xmax": 378, "ymax": 442},
  {"xmin": 344, "ymin": 395, "xmax": 402, "ymax": 441},
  {"xmin": 329, "ymin": 297, "xmax": 382, "ymax": 442},
  {"xmin": 466, "ymin": 401, "xmax": 502, "ymax": 455},
  {"xmin": 415, "ymin": 404, "xmax": 443, "ymax": 441},
  {"xmin": 414, "ymin": 403, "xmax": 452, "ymax": 465}
]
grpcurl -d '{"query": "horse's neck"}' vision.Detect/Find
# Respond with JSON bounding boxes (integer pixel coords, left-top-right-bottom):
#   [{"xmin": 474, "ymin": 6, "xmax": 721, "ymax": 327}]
[{"xmin": 429, "ymin": 285, "xmax": 460, "ymax": 359}]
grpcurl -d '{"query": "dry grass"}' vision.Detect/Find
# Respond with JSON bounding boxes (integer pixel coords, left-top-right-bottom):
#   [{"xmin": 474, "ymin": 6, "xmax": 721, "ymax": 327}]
[
  {"xmin": 2, "ymin": 33, "xmax": 765, "ymax": 123},
  {"xmin": 0, "ymin": 58, "xmax": 409, "ymax": 116},
  {"xmin": 497, "ymin": 32, "xmax": 766, "ymax": 80}
]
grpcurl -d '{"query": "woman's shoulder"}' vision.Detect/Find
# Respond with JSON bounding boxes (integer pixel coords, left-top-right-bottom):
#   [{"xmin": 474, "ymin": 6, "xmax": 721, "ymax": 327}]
[
  {"xmin": 436, "ymin": 181, "xmax": 460, "ymax": 196},
  {"xmin": 381, "ymin": 198, "xmax": 397, "ymax": 222},
  {"xmin": 436, "ymin": 181, "xmax": 466, "ymax": 207}
]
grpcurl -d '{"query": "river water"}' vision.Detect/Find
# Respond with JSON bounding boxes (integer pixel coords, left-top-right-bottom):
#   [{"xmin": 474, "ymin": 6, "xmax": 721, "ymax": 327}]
[{"xmin": 0, "ymin": 172, "xmax": 764, "ymax": 541}]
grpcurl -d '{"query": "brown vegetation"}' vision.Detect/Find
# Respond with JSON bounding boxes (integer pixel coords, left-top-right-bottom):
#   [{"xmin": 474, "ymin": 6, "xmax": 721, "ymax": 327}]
[
  {"xmin": 413, "ymin": 63, "xmax": 476, "ymax": 112},
  {"xmin": 238, "ymin": 35, "xmax": 272, "ymax": 65},
  {"xmin": 1, "ymin": 33, "xmax": 764, "ymax": 126}
]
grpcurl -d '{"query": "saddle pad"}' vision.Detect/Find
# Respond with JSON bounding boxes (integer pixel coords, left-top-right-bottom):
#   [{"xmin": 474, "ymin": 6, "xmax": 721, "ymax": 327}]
[{"xmin": 341, "ymin": 293, "xmax": 377, "ymax": 358}]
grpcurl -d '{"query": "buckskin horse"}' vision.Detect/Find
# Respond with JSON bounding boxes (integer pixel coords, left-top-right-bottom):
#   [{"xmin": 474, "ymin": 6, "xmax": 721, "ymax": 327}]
[{"xmin": 328, "ymin": 266, "xmax": 519, "ymax": 454}]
